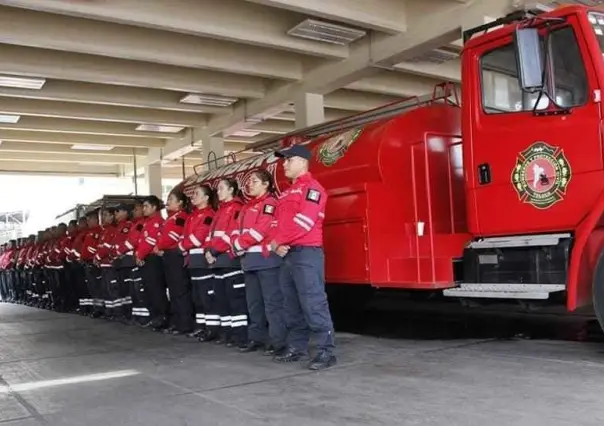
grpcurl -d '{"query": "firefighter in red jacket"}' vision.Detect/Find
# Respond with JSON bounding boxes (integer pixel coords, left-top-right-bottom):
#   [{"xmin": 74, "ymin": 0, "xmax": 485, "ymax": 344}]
[
  {"xmin": 95, "ymin": 208, "xmax": 118, "ymax": 319},
  {"xmin": 81, "ymin": 210, "xmax": 103, "ymax": 317},
  {"xmin": 71, "ymin": 217, "xmax": 91, "ymax": 314},
  {"xmin": 270, "ymin": 144, "xmax": 336, "ymax": 370},
  {"xmin": 233, "ymin": 169, "xmax": 287, "ymax": 356},
  {"xmin": 156, "ymin": 191, "xmax": 191, "ymax": 335},
  {"xmin": 205, "ymin": 178, "xmax": 247, "ymax": 348},
  {"xmin": 135, "ymin": 196, "xmax": 169, "ymax": 330},
  {"xmin": 114, "ymin": 201, "xmax": 148, "ymax": 324},
  {"xmin": 180, "ymin": 184, "xmax": 216, "ymax": 340},
  {"xmin": 111, "ymin": 203, "xmax": 135, "ymax": 323}
]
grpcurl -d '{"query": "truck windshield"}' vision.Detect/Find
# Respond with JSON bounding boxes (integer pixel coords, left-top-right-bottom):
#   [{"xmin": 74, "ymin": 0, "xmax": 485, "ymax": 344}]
[
  {"xmin": 481, "ymin": 26, "xmax": 588, "ymax": 113},
  {"xmin": 588, "ymin": 12, "xmax": 604, "ymax": 55}
]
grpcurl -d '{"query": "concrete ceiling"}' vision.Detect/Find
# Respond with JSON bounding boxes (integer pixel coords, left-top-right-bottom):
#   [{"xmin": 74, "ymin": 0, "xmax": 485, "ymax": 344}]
[{"xmin": 0, "ymin": 0, "xmax": 518, "ymax": 180}]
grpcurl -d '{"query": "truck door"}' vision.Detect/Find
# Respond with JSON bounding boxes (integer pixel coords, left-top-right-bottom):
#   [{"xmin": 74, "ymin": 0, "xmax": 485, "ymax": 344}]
[{"xmin": 465, "ymin": 21, "xmax": 603, "ymax": 236}]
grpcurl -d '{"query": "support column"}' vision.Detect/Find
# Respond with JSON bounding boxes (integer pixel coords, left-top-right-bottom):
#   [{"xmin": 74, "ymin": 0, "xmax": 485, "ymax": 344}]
[
  {"xmin": 294, "ymin": 93, "xmax": 325, "ymax": 129},
  {"xmin": 202, "ymin": 135, "xmax": 225, "ymax": 171},
  {"xmin": 145, "ymin": 163, "xmax": 162, "ymax": 197}
]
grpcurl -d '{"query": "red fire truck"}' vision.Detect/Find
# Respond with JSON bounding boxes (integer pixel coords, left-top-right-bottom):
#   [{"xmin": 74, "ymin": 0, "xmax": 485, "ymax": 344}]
[{"xmin": 173, "ymin": 5, "xmax": 604, "ymax": 330}]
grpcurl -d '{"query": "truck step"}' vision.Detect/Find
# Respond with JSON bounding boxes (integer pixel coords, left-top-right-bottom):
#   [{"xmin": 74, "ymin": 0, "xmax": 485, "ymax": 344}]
[{"xmin": 443, "ymin": 283, "xmax": 566, "ymax": 300}]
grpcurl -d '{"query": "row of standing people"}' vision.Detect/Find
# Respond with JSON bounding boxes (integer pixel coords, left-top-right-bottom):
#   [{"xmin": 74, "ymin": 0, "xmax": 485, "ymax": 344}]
[{"xmin": 0, "ymin": 145, "xmax": 337, "ymax": 370}]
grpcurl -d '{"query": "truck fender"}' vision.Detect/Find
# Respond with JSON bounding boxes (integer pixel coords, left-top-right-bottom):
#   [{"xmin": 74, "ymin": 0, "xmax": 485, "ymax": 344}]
[{"xmin": 567, "ymin": 188, "xmax": 604, "ymax": 311}]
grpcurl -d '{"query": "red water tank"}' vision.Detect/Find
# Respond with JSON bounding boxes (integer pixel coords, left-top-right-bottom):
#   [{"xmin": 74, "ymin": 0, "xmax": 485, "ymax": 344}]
[{"xmin": 176, "ymin": 102, "xmax": 470, "ymax": 290}]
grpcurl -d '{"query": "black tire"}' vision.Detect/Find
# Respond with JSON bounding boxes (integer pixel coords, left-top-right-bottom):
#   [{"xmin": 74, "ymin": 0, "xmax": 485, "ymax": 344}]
[{"xmin": 592, "ymin": 249, "xmax": 604, "ymax": 333}]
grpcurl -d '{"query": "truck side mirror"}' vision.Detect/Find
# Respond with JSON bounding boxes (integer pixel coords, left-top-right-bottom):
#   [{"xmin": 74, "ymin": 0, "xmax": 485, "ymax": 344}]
[{"xmin": 514, "ymin": 27, "xmax": 544, "ymax": 92}]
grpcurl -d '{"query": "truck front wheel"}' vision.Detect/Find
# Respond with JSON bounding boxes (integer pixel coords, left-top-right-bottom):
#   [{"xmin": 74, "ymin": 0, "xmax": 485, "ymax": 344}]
[{"xmin": 592, "ymin": 250, "xmax": 604, "ymax": 333}]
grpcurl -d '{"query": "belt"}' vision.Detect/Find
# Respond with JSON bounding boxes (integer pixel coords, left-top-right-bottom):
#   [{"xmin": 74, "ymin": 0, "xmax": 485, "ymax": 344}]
[{"xmin": 288, "ymin": 245, "xmax": 322, "ymax": 251}]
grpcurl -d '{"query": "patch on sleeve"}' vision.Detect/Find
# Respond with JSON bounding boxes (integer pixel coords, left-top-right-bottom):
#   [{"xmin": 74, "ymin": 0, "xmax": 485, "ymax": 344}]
[
  {"xmin": 175, "ymin": 217, "xmax": 186, "ymax": 227},
  {"xmin": 263, "ymin": 204, "xmax": 275, "ymax": 215},
  {"xmin": 203, "ymin": 217, "xmax": 213, "ymax": 226},
  {"xmin": 306, "ymin": 189, "xmax": 321, "ymax": 204}
]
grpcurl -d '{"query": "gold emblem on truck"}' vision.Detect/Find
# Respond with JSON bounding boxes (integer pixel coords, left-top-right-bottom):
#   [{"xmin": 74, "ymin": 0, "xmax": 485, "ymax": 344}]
[
  {"xmin": 511, "ymin": 141, "xmax": 571, "ymax": 209},
  {"xmin": 317, "ymin": 128, "xmax": 362, "ymax": 167}
]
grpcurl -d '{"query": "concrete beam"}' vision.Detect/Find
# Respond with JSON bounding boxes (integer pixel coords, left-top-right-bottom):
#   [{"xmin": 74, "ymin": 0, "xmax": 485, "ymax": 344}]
[
  {"xmin": 347, "ymin": 71, "xmax": 438, "ymax": 97},
  {"xmin": 0, "ymin": 98, "xmax": 207, "ymax": 126},
  {"xmin": 0, "ymin": 0, "xmax": 348, "ymax": 59},
  {"xmin": 245, "ymin": 0, "xmax": 407, "ymax": 33},
  {"xmin": 0, "ymin": 44, "xmax": 267, "ymax": 99},
  {"xmin": 0, "ymin": 6, "xmax": 303, "ymax": 81},
  {"xmin": 0, "ymin": 80, "xmax": 232, "ymax": 115},
  {"xmin": 324, "ymin": 90, "xmax": 401, "ymax": 111},
  {"xmin": 0, "ymin": 160, "xmax": 120, "ymax": 177},
  {"xmin": 0, "ymin": 150, "xmax": 145, "ymax": 165},
  {"xmin": 0, "ymin": 141, "xmax": 146, "ymax": 157},
  {"xmin": 0, "ymin": 117, "xmax": 179, "ymax": 139},
  {"xmin": 393, "ymin": 59, "xmax": 461, "ymax": 82},
  {"xmin": 0, "ymin": 130, "xmax": 164, "ymax": 148}
]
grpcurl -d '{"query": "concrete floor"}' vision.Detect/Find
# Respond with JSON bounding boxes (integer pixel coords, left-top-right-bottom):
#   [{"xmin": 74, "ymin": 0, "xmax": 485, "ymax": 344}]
[{"xmin": 0, "ymin": 304, "xmax": 604, "ymax": 425}]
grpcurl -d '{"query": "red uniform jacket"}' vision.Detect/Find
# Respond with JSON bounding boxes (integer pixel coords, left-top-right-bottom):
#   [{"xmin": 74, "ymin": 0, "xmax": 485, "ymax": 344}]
[
  {"xmin": 115, "ymin": 217, "xmax": 146, "ymax": 256},
  {"xmin": 81, "ymin": 226, "xmax": 102, "ymax": 262},
  {"xmin": 207, "ymin": 198, "xmax": 244, "ymax": 257},
  {"xmin": 70, "ymin": 230, "xmax": 87, "ymax": 262},
  {"xmin": 95, "ymin": 225, "xmax": 117, "ymax": 265},
  {"xmin": 136, "ymin": 213, "xmax": 163, "ymax": 260},
  {"xmin": 271, "ymin": 172, "xmax": 326, "ymax": 247},
  {"xmin": 157, "ymin": 210, "xmax": 188, "ymax": 251},
  {"xmin": 111, "ymin": 219, "xmax": 134, "ymax": 258},
  {"xmin": 233, "ymin": 193, "xmax": 278, "ymax": 256},
  {"xmin": 180, "ymin": 206, "xmax": 215, "ymax": 253}
]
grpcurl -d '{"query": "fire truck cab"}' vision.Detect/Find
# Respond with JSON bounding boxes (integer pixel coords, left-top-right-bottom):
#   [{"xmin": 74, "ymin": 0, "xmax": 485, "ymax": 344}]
[{"xmin": 444, "ymin": 6, "xmax": 604, "ymax": 328}]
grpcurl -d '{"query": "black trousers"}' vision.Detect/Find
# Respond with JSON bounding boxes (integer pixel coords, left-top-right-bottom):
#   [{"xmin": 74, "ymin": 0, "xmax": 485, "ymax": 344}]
[
  {"xmin": 141, "ymin": 255, "xmax": 168, "ymax": 324},
  {"xmin": 208, "ymin": 268, "xmax": 248, "ymax": 345},
  {"xmin": 117, "ymin": 267, "xmax": 133, "ymax": 319},
  {"xmin": 131, "ymin": 266, "xmax": 150, "ymax": 323},
  {"xmin": 84, "ymin": 264, "xmax": 104, "ymax": 313},
  {"xmin": 101, "ymin": 266, "xmax": 122, "ymax": 317},
  {"xmin": 71, "ymin": 262, "xmax": 91, "ymax": 312},
  {"xmin": 162, "ymin": 250, "xmax": 194, "ymax": 332},
  {"xmin": 189, "ymin": 267, "xmax": 214, "ymax": 330}
]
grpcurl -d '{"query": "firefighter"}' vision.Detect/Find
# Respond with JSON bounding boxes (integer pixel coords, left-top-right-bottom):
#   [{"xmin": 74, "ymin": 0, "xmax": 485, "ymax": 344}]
[
  {"xmin": 156, "ymin": 191, "xmax": 192, "ymax": 335},
  {"xmin": 135, "ymin": 196, "xmax": 169, "ymax": 330},
  {"xmin": 205, "ymin": 178, "xmax": 247, "ymax": 348},
  {"xmin": 232, "ymin": 170, "xmax": 287, "ymax": 355},
  {"xmin": 114, "ymin": 200, "xmax": 148, "ymax": 324},
  {"xmin": 81, "ymin": 210, "xmax": 103, "ymax": 317},
  {"xmin": 111, "ymin": 203, "xmax": 135, "ymax": 323},
  {"xmin": 50, "ymin": 223, "xmax": 69, "ymax": 311},
  {"xmin": 270, "ymin": 144, "xmax": 337, "ymax": 370},
  {"xmin": 180, "ymin": 184, "xmax": 217, "ymax": 340},
  {"xmin": 62, "ymin": 220, "xmax": 79, "ymax": 312},
  {"xmin": 71, "ymin": 217, "xmax": 91, "ymax": 314},
  {"xmin": 95, "ymin": 208, "xmax": 118, "ymax": 319}
]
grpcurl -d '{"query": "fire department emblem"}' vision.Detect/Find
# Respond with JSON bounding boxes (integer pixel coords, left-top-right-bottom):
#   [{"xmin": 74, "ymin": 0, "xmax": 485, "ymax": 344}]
[
  {"xmin": 511, "ymin": 141, "xmax": 571, "ymax": 209},
  {"xmin": 317, "ymin": 128, "xmax": 362, "ymax": 166}
]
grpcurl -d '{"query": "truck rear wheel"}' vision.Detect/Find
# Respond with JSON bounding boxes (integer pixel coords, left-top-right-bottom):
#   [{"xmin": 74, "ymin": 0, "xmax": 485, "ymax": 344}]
[{"xmin": 592, "ymin": 250, "xmax": 604, "ymax": 333}]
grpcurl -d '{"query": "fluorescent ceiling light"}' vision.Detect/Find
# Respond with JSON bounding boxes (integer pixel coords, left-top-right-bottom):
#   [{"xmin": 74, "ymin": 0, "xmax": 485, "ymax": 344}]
[
  {"xmin": 71, "ymin": 144, "xmax": 114, "ymax": 151},
  {"xmin": 136, "ymin": 124, "xmax": 185, "ymax": 133},
  {"xmin": 180, "ymin": 93, "xmax": 238, "ymax": 107},
  {"xmin": 288, "ymin": 19, "xmax": 366, "ymax": 45},
  {"xmin": 0, "ymin": 75, "xmax": 46, "ymax": 90},
  {"xmin": 0, "ymin": 114, "xmax": 20, "ymax": 124},
  {"xmin": 231, "ymin": 130, "xmax": 261, "ymax": 138}
]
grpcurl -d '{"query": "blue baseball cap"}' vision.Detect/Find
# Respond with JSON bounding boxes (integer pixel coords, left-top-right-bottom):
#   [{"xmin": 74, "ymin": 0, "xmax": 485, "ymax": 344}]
[{"xmin": 275, "ymin": 144, "xmax": 312, "ymax": 160}]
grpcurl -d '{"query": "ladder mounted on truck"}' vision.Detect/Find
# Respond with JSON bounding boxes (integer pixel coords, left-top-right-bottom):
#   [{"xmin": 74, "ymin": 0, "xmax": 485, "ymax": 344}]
[{"xmin": 192, "ymin": 82, "xmax": 459, "ymax": 174}]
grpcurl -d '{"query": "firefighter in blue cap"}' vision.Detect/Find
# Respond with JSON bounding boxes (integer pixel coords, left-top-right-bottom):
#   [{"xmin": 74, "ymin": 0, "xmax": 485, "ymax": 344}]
[{"xmin": 270, "ymin": 143, "xmax": 337, "ymax": 370}]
